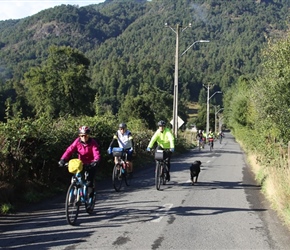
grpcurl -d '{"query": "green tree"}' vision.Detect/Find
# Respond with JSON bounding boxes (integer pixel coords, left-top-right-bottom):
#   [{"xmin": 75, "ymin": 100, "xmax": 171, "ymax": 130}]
[
  {"xmin": 252, "ymin": 36, "xmax": 290, "ymax": 143},
  {"xmin": 24, "ymin": 46, "xmax": 94, "ymax": 118}
]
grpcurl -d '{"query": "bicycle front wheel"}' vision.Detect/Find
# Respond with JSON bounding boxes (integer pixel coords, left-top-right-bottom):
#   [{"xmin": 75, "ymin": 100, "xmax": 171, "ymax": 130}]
[
  {"xmin": 86, "ymin": 191, "xmax": 96, "ymax": 214},
  {"xmin": 112, "ymin": 164, "xmax": 123, "ymax": 192},
  {"xmin": 155, "ymin": 161, "xmax": 162, "ymax": 190},
  {"xmin": 162, "ymin": 164, "xmax": 167, "ymax": 185},
  {"xmin": 65, "ymin": 183, "xmax": 80, "ymax": 225}
]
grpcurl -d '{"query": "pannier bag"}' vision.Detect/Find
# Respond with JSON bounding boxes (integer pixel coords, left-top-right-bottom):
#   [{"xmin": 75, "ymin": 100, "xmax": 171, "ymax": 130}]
[
  {"xmin": 68, "ymin": 159, "xmax": 83, "ymax": 174},
  {"xmin": 112, "ymin": 147, "xmax": 125, "ymax": 157},
  {"xmin": 154, "ymin": 150, "xmax": 165, "ymax": 160}
]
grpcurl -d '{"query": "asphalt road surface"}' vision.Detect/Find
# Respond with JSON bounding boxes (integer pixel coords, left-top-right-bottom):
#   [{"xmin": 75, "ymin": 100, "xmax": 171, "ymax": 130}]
[{"xmin": 1, "ymin": 132, "xmax": 290, "ymax": 250}]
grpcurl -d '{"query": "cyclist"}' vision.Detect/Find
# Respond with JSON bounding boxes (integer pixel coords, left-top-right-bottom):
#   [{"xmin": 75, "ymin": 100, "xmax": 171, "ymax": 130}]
[
  {"xmin": 58, "ymin": 126, "xmax": 101, "ymax": 202},
  {"xmin": 207, "ymin": 128, "xmax": 215, "ymax": 148},
  {"xmin": 146, "ymin": 120, "xmax": 175, "ymax": 181},
  {"xmin": 218, "ymin": 130, "xmax": 224, "ymax": 139},
  {"xmin": 196, "ymin": 129, "xmax": 204, "ymax": 148},
  {"xmin": 107, "ymin": 123, "xmax": 134, "ymax": 176}
]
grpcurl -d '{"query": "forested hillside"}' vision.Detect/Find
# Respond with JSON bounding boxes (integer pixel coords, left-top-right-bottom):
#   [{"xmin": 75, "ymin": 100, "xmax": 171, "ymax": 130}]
[{"xmin": 0, "ymin": 0, "xmax": 289, "ymax": 126}]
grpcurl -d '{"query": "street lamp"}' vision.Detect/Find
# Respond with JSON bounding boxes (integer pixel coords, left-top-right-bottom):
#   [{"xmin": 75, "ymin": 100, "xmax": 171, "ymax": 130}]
[
  {"xmin": 180, "ymin": 40, "xmax": 209, "ymax": 56},
  {"xmin": 204, "ymin": 83, "xmax": 222, "ymax": 137},
  {"xmin": 166, "ymin": 23, "xmax": 209, "ymax": 138},
  {"xmin": 214, "ymin": 107, "xmax": 224, "ymax": 133}
]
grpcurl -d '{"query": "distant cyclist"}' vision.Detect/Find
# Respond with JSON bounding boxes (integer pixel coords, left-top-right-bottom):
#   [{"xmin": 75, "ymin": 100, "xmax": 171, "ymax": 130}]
[
  {"xmin": 218, "ymin": 130, "xmax": 224, "ymax": 143},
  {"xmin": 196, "ymin": 130, "xmax": 204, "ymax": 149},
  {"xmin": 146, "ymin": 120, "xmax": 175, "ymax": 181},
  {"xmin": 207, "ymin": 129, "xmax": 215, "ymax": 148}
]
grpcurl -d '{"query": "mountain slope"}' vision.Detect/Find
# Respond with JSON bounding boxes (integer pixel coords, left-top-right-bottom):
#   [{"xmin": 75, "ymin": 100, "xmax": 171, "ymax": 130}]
[{"xmin": 0, "ymin": 0, "xmax": 289, "ymax": 119}]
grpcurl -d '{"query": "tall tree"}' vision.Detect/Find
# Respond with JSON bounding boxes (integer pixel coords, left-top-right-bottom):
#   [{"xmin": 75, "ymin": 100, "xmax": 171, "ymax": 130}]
[{"xmin": 24, "ymin": 46, "xmax": 94, "ymax": 118}]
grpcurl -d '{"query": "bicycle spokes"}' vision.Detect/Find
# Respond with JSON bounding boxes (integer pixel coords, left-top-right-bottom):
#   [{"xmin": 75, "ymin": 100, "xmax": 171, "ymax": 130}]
[{"xmin": 112, "ymin": 164, "xmax": 123, "ymax": 192}]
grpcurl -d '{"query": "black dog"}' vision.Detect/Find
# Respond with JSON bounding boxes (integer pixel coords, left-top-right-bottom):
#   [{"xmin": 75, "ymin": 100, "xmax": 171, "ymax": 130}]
[{"xmin": 190, "ymin": 160, "xmax": 201, "ymax": 185}]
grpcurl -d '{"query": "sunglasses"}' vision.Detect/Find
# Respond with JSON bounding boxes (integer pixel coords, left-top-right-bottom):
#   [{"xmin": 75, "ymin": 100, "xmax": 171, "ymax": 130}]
[{"xmin": 80, "ymin": 134, "xmax": 87, "ymax": 138}]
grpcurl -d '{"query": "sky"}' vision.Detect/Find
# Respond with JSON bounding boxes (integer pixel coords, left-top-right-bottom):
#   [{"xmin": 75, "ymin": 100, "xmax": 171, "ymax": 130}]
[{"xmin": 0, "ymin": 0, "xmax": 106, "ymax": 21}]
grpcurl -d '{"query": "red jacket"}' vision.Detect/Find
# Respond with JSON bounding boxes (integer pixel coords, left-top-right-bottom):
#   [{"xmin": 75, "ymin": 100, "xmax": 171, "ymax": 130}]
[{"xmin": 61, "ymin": 137, "xmax": 101, "ymax": 165}]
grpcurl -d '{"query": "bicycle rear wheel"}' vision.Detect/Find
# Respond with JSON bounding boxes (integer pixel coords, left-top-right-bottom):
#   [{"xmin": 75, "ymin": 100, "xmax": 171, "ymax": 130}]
[
  {"xmin": 124, "ymin": 170, "xmax": 131, "ymax": 187},
  {"xmin": 162, "ymin": 164, "xmax": 167, "ymax": 185},
  {"xmin": 65, "ymin": 183, "xmax": 80, "ymax": 225},
  {"xmin": 112, "ymin": 164, "xmax": 123, "ymax": 192},
  {"xmin": 155, "ymin": 161, "xmax": 162, "ymax": 190}
]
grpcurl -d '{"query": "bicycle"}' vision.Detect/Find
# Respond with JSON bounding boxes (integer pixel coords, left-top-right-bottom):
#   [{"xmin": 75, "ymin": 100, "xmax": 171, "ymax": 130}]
[
  {"xmin": 154, "ymin": 149, "xmax": 170, "ymax": 190},
  {"xmin": 65, "ymin": 160, "xmax": 97, "ymax": 226},
  {"xmin": 208, "ymin": 138, "xmax": 214, "ymax": 151},
  {"xmin": 219, "ymin": 133, "xmax": 223, "ymax": 144},
  {"xmin": 198, "ymin": 138, "xmax": 204, "ymax": 151},
  {"xmin": 111, "ymin": 147, "xmax": 131, "ymax": 192}
]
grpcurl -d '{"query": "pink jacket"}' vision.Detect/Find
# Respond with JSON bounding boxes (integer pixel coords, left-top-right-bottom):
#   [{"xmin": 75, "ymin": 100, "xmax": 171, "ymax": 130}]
[{"xmin": 60, "ymin": 138, "xmax": 101, "ymax": 165}]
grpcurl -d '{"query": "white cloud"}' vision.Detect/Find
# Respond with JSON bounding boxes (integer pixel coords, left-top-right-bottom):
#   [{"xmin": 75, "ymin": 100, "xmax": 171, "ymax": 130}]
[{"xmin": 0, "ymin": 0, "xmax": 105, "ymax": 21}]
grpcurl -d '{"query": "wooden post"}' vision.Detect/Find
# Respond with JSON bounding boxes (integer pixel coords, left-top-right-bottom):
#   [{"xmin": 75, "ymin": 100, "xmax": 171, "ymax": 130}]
[{"xmin": 288, "ymin": 141, "xmax": 290, "ymax": 168}]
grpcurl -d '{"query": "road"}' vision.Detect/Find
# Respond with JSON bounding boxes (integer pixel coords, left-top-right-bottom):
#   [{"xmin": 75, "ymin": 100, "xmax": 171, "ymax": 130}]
[{"xmin": 1, "ymin": 132, "xmax": 290, "ymax": 250}]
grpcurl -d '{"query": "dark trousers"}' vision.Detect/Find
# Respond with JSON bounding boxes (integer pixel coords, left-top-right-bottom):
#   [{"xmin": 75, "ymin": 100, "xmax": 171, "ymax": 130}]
[{"xmin": 84, "ymin": 165, "xmax": 97, "ymax": 198}]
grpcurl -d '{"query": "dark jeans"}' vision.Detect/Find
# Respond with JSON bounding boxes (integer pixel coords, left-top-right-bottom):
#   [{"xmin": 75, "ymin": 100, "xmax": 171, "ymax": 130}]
[{"xmin": 83, "ymin": 165, "xmax": 97, "ymax": 198}]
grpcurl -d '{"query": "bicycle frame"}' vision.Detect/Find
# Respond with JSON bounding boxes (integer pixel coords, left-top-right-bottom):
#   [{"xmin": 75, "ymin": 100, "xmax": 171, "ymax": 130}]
[
  {"xmin": 154, "ymin": 149, "xmax": 169, "ymax": 190},
  {"xmin": 208, "ymin": 138, "xmax": 214, "ymax": 151},
  {"xmin": 112, "ymin": 148, "xmax": 130, "ymax": 192},
  {"xmin": 65, "ymin": 166, "xmax": 96, "ymax": 226}
]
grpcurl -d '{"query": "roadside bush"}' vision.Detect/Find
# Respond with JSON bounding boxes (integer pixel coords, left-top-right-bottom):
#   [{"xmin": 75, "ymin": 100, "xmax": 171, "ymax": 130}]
[{"xmin": 1, "ymin": 114, "xmax": 189, "ymax": 212}]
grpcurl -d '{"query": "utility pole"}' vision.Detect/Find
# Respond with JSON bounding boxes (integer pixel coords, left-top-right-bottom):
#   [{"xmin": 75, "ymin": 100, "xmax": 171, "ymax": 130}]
[{"xmin": 165, "ymin": 22, "xmax": 209, "ymax": 138}]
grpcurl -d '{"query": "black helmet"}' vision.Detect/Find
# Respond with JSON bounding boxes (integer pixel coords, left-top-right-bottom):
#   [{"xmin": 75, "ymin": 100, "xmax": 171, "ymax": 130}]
[
  {"xmin": 157, "ymin": 120, "xmax": 166, "ymax": 127},
  {"xmin": 78, "ymin": 126, "xmax": 90, "ymax": 135},
  {"xmin": 119, "ymin": 123, "xmax": 127, "ymax": 129}
]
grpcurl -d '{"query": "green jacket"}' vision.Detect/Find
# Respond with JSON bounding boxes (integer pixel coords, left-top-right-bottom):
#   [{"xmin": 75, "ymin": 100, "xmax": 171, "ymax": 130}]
[{"xmin": 148, "ymin": 128, "xmax": 175, "ymax": 149}]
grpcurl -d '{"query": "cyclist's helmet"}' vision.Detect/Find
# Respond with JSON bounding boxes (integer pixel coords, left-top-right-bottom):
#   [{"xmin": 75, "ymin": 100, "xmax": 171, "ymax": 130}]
[
  {"xmin": 119, "ymin": 123, "xmax": 127, "ymax": 129},
  {"xmin": 157, "ymin": 120, "xmax": 166, "ymax": 127},
  {"xmin": 78, "ymin": 126, "xmax": 90, "ymax": 135}
]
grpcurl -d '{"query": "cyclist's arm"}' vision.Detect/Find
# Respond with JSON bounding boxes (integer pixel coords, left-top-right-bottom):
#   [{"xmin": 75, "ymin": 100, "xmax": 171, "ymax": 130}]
[
  {"xmin": 108, "ymin": 133, "xmax": 118, "ymax": 148},
  {"xmin": 61, "ymin": 138, "xmax": 78, "ymax": 161},
  {"xmin": 128, "ymin": 132, "xmax": 134, "ymax": 148},
  {"xmin": 148, "ymin": 131, "xmax": 159, "ymax": 148},
  {"xmin": 92, "ymin": 140, "xmax": 101, "ymax": 162},
  {"xmin": 167, "ymin": 131, "xmax": 175, "ymax": 149}
]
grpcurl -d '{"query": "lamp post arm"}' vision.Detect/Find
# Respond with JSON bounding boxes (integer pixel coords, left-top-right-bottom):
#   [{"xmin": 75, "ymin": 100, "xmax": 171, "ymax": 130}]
[
  {"xmin": 181, "ymin": 40, "xmax": 209, "ymax": 57},
  {"xmin": 167, "ymin": 25, "xmax": 176, "ymax": 34},
  {"xmin": 215, "ymin": 108, "xmax": 224, "ymax": 115},
  {"xmin": 209, "ymin": 91, "xmax": 222, "ymax": 101}
]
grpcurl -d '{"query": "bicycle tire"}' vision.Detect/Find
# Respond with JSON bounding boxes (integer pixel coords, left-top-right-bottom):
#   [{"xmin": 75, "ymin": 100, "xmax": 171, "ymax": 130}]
[
  {"xmin": 162, "ymin": 162, "xmax": 168, "ymax": 185},
  {"xmin": 86, "ymin": 191, "xmax": 96, "ymax": 214},
  {"xmin": 124, "ymin": 171, "xmax": 131, "ymax": 187},
  {"xmin": 65, "ymin": 183, "xmax": 80, "ymax": 225},
  {"xmin": 112, "ymin": 164, "xmax": 123, "ymax": 192},
  {"xmin": 155, "ymin": 161, "xmax": 162, "ymax": 190}
]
